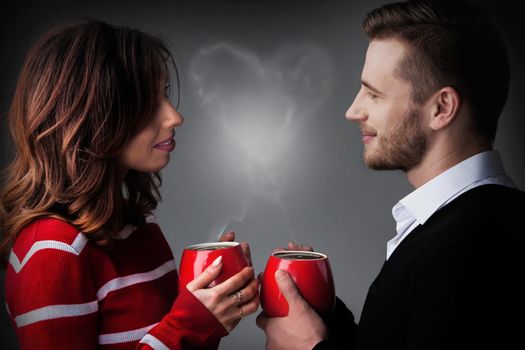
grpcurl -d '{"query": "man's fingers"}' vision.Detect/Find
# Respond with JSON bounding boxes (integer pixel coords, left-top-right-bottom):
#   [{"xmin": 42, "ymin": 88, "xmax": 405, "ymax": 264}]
[
  {"xmin": 287, "ymin": 242, "xmax": 314, "ymax": 251},
  {"xmin": 272, "ymin": 247, "xmax": 287, "ymax": 254},
  {"xmin": 275, "ymin": 270, "xmax": 302, "ymax": 306},
  {"xmin": 186, "ymin": 256, "xmax": 223, "ymax": 292},
  {"xmin": 287, "ymin": 242, "xmax": 300, "ymax": 250},
  {"xmin": 219, "ymin": 231, "xmax": 235, "ymax": 242}
]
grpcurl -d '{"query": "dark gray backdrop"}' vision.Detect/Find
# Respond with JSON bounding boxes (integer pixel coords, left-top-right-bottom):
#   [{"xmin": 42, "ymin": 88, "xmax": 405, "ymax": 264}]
[{"xmin": 1, "ymin": 1, "xmax": 523, "ymax": 349}]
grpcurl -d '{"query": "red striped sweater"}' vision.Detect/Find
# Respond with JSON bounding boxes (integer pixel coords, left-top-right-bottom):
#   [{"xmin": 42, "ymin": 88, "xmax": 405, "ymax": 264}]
[{"xmin": 5, "ymin": 217, "xmax": 227, "ymax": 349}]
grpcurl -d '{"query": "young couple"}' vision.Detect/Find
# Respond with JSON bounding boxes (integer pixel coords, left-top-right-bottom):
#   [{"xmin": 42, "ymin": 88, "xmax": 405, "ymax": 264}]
[{"xmin": 2, "ymin": 0, "xmax": 523, "ymax": 349}]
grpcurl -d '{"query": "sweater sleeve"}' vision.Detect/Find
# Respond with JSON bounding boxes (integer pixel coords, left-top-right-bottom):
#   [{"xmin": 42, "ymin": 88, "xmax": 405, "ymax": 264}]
[
  {"xmin": 5, "ymin": 237, "xmax": 99, "ymax": 349},
  {"xmin": 405, "ymin": 244, "xmax": 506, "ymax": 350},
  {"xmin": 136, "ymin": 286, "xmax": 228, "ymax": 350},
  {"xmin": 312, "ymin": 297, "xmax": 358, "ymax": 350}
]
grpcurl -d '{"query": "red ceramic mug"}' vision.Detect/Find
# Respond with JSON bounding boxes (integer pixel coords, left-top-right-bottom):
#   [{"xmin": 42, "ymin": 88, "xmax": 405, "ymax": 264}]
[
  {"xmin": 178, "ymin": 242, "xmax": 248, "ymax": 290},
  {"xmin": 260, "ymin": 250, "xmax": 335, "ymax": 317}
]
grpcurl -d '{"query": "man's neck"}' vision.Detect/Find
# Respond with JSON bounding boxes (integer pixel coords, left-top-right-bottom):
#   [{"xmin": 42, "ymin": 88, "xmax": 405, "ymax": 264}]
[{"xmin": 407, "ymin": 141, "xmax": 492, "ymax": 189}]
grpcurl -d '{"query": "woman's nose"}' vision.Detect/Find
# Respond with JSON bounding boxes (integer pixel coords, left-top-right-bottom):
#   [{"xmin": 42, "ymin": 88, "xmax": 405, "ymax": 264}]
[{"xmin": 165, "ymin": 101, "xmax": 184, "ymax": 128}]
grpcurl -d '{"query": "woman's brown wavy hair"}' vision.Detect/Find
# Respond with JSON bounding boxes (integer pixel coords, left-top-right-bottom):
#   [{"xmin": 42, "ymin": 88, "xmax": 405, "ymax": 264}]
[{"xmin": 0, "ymin": 21, "xmax": 178, "ymax": 263}]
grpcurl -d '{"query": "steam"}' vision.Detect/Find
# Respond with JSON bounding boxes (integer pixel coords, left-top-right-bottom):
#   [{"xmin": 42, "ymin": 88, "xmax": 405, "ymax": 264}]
[{"xmin": 189, "ymin": 42, "xmax": 333, "ymax": 242}]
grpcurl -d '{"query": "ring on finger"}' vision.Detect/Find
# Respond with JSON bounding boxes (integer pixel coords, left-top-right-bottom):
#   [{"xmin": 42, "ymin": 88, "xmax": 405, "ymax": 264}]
[
  {"xmin": 230, "ymin": 290, "xmax": 243, "ymax": 304},
  {"xmin": 239, "ymin": 305, "xmax": 245, "ymax": 320}
]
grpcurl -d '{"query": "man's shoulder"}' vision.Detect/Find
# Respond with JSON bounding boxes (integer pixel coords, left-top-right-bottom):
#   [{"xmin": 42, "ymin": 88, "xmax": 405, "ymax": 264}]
[
  {"xmin": 401, "ymin": 185, "xmax": 522, "ymax": 249},
  {"xmin": 416, "ymin": 185, "xmax": 524, "ymax": 247},
  {"xmin": 439, "ymin": 184, "xmax": 524, "ymax": 218}
]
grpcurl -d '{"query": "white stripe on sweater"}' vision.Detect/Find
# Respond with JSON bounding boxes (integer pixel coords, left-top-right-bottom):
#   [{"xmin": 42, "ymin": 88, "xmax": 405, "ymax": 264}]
[
  {"xmin": 9, "ymin": 233, "xmax": 89, "ymax": 273},
  {"xmin": 71, "ymin": 233, "xmax": 89, "ymax": 252},
  {"xmin": 118, "ymin": 215, "xmax": 158, "ymax": 240},
  {"xmin": 99, "ymin": 323, "xmax": 158, "ymax": 344},
  {"xmin": 139, "ymin": 334, "xmax": 170, "ymax": 350},
  {"xmin": 96, "ymin": 260, "xmax": 177, "ymax": 301},
  {"xmin": 14, "ymin": 300, "xmax": 98, "ymax": 327}
]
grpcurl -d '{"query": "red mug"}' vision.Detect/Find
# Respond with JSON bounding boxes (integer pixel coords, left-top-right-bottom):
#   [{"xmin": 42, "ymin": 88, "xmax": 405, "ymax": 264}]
[
  {"xmin": 178, "ymin": 242, "xmax": 248, "ymax": 290},
  {"xmin": 260, "ymin": 250, "xmax": 335, "ymax": 317}
]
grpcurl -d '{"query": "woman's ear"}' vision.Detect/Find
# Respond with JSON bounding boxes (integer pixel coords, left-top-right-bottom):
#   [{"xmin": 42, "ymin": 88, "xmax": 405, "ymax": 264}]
[{"xmin": 429, "ymin": 87, "xmax": 461, "ymax": 131}]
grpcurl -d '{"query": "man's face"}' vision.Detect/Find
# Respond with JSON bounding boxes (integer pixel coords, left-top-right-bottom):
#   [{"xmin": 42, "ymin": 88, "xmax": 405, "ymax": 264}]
[{"xmin": 346, "ymin": 38, "xmax": 428, "ymax": 172}]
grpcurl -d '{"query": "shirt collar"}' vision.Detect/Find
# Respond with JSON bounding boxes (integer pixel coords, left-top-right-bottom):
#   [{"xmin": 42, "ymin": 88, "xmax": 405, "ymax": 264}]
[{"xmin": 395, "ymin": 150, "xmax": 507, "ymax": 225}]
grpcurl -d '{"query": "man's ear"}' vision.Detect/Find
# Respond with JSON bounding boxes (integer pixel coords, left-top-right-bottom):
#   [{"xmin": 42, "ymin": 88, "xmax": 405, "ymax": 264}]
[{"xmin": 428, "ymin": 87, "xmax": 461, "ymax": 131}]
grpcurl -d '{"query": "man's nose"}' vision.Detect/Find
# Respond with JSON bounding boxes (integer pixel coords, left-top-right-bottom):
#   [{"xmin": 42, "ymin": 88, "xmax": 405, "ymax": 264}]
[{"xmin": 345, "ymin": 97, "xmax": 367, "ymax": 122}]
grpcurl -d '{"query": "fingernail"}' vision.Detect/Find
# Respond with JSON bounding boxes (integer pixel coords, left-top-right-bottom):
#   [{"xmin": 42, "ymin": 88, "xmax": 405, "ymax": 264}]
[
  {"xmin": 275, "ymin": 270, "xmax": 286, "ymax": 280},
  {"xmin": 212, "ymin": 256, "xmax": 222, "ymax": 267}
]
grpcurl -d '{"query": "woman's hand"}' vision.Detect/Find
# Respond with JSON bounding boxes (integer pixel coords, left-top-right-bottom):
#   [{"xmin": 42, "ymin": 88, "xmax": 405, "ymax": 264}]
[
  {"xmin": 219, "ymin": 231, "xmax": 252, "ymax": 266},
  {"xmin": 186, "ymin": 256, "xmax": 260, "ymax": 332}
]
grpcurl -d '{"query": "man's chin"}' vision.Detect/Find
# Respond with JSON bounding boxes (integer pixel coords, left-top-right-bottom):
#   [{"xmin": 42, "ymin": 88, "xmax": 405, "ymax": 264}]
[{"xmin": 364, "ymin": 154, "xmax": 405, "ymax": 171}]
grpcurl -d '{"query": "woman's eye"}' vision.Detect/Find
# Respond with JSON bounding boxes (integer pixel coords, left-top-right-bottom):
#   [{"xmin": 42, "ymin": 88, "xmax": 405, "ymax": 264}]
[{"xmin": 164, "ymin": 84, "xmax": 171, "ymax": 97}]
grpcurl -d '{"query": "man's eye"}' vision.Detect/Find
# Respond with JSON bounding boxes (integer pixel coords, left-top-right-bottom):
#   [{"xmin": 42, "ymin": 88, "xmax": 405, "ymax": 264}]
[{"xmin": 367, "ymin": 92, "xmax": 378, "ymax": 100}]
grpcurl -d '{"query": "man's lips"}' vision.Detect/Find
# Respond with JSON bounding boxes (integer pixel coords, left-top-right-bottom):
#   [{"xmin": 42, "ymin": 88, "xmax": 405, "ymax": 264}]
[{"xmin": 361, "ymin": 130, "xmax": 376, "ymax": 144}]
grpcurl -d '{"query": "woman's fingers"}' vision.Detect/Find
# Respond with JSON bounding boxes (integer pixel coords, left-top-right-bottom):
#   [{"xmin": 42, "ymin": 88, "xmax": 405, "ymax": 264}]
[
  {"xmin": 240, "ymin": 294, "xmax": 260, "ymax": 317},
  {"xmin": 219, "ymin": 231, "xmax": 235, "ymax": 242},
  {"xmin": 186, "ymin": 256, "xmax": 223, "ymax": 292},
  {"xmin": 214, "ymin": 266, "xmax": 254, "ymax": 296},
  {"xmin": 186, "ymin": 263, "xmax": 260, "ymax": 333},
  {"xmin": 240, "ymin": 241, "xmax": 252, "ymax": 266},
  {"xmin": 224, "ymin": 287, "xmax": 261, "ymax": 328},
  {"xmin": 217, "ymin": 232, "xmax": 252, "ymax": 266},
  {"xmin": 227, "ymin": 278, "xmax": 259, "ymax": 308}
]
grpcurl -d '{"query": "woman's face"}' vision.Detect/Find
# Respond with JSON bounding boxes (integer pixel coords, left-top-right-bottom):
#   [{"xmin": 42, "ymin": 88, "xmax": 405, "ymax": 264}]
[{"xmin": 117, "ymin": 83, "xmax": 184, "ymax": 173}]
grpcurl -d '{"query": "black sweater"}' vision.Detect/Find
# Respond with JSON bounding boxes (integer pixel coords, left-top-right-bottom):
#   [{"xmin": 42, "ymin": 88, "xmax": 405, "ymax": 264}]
[{"xmin": 315, "ymin": 185, "xmax": 525, "ymax": 350}]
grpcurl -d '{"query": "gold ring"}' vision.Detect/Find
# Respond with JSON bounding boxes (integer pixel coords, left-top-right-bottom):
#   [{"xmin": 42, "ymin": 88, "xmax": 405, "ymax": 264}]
[
  {"xmin": 231, "ymin": 291, "xmax": 243, "ymax": 304},
  {"xmin": 239, "ymin": 306, "xmax": 245, "ymax": 320}
]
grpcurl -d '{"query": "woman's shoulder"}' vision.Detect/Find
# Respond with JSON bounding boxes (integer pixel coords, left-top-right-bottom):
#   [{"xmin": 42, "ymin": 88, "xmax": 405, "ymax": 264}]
[
  {"xmin": 11, "ymin": 217, "xmax": 89, "ymax": 269},
  {"xmin": 17, "ymin": 217, "xmax": 83, "ymax": 245}
]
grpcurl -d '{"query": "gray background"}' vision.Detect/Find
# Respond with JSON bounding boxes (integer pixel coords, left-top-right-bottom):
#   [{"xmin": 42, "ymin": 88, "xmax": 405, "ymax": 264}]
[{"xmin": 1, "ymin": 1, "xmax": 523, "ymax": 349}]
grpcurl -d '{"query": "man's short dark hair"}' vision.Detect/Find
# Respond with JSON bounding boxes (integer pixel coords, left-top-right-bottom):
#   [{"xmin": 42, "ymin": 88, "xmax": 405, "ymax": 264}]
[{"xmin": 362, "ymin": 0, "xmax": 510, "ymax": 142}]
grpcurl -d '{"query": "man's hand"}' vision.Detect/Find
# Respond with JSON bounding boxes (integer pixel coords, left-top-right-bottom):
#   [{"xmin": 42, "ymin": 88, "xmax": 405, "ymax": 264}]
[
  {"xmin": 256, "ymin": 270, "xmax": 328, "ymax": 350},
  {"xmin": 272, "ymin": 241, "xmax": 314, "ymax": 254}
]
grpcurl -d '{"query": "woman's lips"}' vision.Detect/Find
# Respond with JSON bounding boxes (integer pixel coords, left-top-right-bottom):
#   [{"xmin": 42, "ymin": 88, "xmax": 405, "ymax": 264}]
[{"xmin": 153, "ymin": 136, "xmax": 176, "ymax": 152}]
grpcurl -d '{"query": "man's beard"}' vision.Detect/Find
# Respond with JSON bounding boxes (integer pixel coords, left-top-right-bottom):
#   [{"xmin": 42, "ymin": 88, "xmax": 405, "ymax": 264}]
[{"xmin": 364, "ymin": 109, "xmax": 427, "ymax": 172}]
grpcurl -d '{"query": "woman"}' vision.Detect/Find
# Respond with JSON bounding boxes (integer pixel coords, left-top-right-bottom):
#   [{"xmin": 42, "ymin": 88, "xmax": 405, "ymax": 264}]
[{"xmin": 0, "ymin": 21, "xmax": 259, "ymax": 349}]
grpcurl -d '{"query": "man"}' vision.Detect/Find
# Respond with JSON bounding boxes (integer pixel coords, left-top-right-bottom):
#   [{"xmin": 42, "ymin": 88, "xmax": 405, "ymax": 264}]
[{"xmin": 256, "ymin": 0, "xmax": 525, "ymax": 349}]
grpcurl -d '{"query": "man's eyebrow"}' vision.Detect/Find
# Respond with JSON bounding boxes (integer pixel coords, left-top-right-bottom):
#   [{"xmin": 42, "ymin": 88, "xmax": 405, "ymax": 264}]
[{"xmin": 362, "ymin": 80, "xmax": 384, "ymax": 95}]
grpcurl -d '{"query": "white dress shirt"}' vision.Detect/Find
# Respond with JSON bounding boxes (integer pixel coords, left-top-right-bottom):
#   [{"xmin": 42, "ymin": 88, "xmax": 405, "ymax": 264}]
[{"xmin": 387, "ymin": 151, "xmax": 516, "ymax": 260}]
